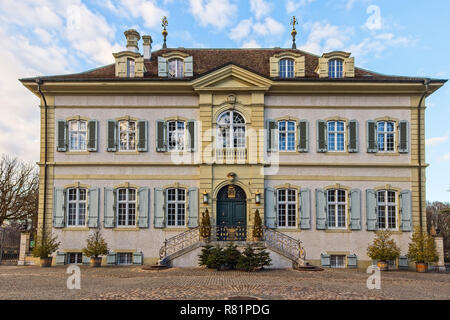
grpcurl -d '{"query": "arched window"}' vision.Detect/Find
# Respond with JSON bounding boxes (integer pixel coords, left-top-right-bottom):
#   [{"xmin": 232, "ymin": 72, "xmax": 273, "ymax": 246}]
[
  {"xmin": 279, "ymin": 59, "xmax": 294, "ymax": 78},
  {"xmin": 328, "ymin": 59, "xmax": 343, "ymax": 78},
  {"xmin": 168, "ymin": 59, "xmax": 184, "ymax": 78},
  {"xmin": 327, "ymin": 189, "xmax": 347, "ymax": 228},
  {"xmin": 217, "ymin": 111, "xmax": 246, "ymax": 149},
  {"xmin": 117, "ymin": 188, "xmax": 136, "ymax": 226},
  {"xmin": 68, "ymin": 120, "xmax": 87, "ymax": 151},
  {"xmin": 166, "ymin": 188, "xmax": 186, "ymax": 227},
  {"xmin": 377, "ymin": 121, "xmax": 395, "ymax": 152},
  {"xmin": 67, "ymin": 187, "xmax": 87, "ymax": 226},
  {"xmin": 277, "ymin": 188, "xmax": 297, "ymax": 227},
  {"xmin": 377, "ymin": 190, "xmax": 397, "ymax": 230}
]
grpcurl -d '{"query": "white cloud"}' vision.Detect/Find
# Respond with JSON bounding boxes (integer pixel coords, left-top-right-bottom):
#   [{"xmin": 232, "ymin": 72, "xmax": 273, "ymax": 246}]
[
  {"xmin": 286, "ymin": 0, "xmax": 315, "ymax": 14},
  {"xmin": 119, "ymin": 0, "xmax": 168, "ymax": 29},
  {"xmin": 346, "ymin": 0, "xmax": 370, "ymax": 10},
  {"xmin": 299, "ymin": 22, "xmax": 352, "ymax": 55},
  {"xmin": 253, "ymin": 17, "xmax": 284, "ymax": 37},
  {"xmin": 442, "ymin": 154, "xmax": 450, "ymax": 161},
  {"xmin": 242, "ymin": 39, "xmax": 261, "ymax": 48},
  {"xmin": 250, "ymin": 0, "xmax": 272, "ymax": 20},
  {"xmin": 189, "ymin": 0, "xmax": 237, "ymax": 30},
  {"xmin": 426, "ymin": 134, "xmax": 449, "ymax": 147},
  {"xmin": 229, "ymin": 18, "xmax": 253, "ymax": 42}
]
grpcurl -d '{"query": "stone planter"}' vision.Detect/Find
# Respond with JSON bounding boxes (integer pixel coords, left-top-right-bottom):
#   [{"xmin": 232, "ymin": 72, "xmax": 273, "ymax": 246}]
[
  {"xmin": 377, "ymin": 260, "xmax": 388, "ymax": 271},
  {"xmin": 40, "ymin": 257, "xmax": 52, "ymax": 267},
  {"xmin": 415, "ymin": 262, "xmax": 428, "ymax": 273},
  {"xmin": 90, "ymin": 257, "xmax": 102, "ymax": 267}
]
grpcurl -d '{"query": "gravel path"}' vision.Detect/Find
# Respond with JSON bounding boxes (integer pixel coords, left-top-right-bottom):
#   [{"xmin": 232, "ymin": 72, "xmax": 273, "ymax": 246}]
[{"xmin": 0, "ymin": 265, "xmax": 449, "ymax": 300}]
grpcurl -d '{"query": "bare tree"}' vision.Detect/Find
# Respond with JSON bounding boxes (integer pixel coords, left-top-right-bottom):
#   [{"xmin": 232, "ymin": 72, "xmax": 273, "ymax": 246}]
[{"xmin": 0, "ymin": 154, "xmax": 39, "ymax": 229}]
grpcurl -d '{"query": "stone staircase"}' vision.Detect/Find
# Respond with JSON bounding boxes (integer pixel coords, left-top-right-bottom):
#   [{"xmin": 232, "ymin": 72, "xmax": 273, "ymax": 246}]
[{"xmin": 157, "ymin": 226, "xmax": 307, "ymax": 268}]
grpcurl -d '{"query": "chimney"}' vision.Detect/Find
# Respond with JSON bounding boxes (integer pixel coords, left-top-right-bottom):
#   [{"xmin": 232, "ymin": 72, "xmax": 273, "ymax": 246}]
[
  {"xmin": 142, "ymin": 35, "xmax": 153, "ymax": 60},
  {"xmin": 124, "ymin": 29, "xmax": 141, "ymax": 53}
]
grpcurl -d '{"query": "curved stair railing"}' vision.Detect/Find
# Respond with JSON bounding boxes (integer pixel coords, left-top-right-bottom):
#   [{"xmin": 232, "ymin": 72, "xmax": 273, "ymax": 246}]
[
  {"xmin": 158, "ymin": 227, "xmax": 200, "ymax": 266},
  {"xmin": 263, "ymin": 226, "xmax": 306, "ymax": 267}
]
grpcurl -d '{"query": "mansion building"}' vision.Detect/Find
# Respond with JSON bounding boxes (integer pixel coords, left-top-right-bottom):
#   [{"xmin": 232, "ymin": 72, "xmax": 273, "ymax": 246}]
[{"xmin": 20, "ymin": 29, "xmax": 445, "ymax": 268}]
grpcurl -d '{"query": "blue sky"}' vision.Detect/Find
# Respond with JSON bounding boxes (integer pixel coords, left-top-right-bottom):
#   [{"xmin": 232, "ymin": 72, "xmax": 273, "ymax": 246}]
[{"xmin": 0, "ymin": 0, "xmax": 449, "ymax": 201}]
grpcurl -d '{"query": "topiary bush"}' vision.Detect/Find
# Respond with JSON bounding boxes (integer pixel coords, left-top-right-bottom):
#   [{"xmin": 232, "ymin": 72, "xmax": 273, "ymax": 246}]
[
  {"xmin": 367, "ymin": 230, "xmax": 401, "ymax": 262},
  {"xmin": 407, "ymin": 226, "xmax": 439, "ymax": 264}
]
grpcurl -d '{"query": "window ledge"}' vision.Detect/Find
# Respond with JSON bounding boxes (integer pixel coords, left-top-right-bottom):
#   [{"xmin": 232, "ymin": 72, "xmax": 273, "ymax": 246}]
[
  {"xmin": 65, "ymin": 152, "xmax": 90, "ymax": 155},
  {"xmin": 324, "ymin": 151, "xmax": 350, "ymax": 156},
  {"xmin": 325, "ymin": 229, "xmax": 351, "ymax": 233},
  {"xmin": 115, "ymin": 151, "xmax": 140, "ymax": 155},
  {"xmin": 62, "ymin": 227, "xmax": 89, "ymax": 231},
  {"xmin": 163, "ymin": 228, "xmax": 189, "ymax": 232},
  {"xmin": 275, "ymin": 228, "xmax": 301, "ymax": 232},
  {"xmin": 375, "ymin": 152, "xmax": 400, "ymax": 156},
  {"xmin": 113, "ymin": 227, "xmax": 140, "ymax": 231}
]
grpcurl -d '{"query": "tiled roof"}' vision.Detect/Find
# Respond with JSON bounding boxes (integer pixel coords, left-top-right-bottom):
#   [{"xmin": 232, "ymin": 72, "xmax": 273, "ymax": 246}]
[{"xmin": 19, "ymin": 48, "xmax": 444, "ymax": 82}]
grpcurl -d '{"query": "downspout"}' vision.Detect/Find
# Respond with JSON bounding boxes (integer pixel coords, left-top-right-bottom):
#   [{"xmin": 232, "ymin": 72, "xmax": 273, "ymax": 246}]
[
  {"xmin": 36, "ymin": 79, "xmax": 48, "ymax": 239},
  {"xmin": 417, "ymin": 79, "xmax": 430, "ymax": 233}
]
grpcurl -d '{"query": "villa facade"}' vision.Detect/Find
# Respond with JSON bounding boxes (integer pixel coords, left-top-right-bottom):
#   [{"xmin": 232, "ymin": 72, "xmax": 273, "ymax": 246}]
[{"xmin": 20, "ymin": 29, "xmax": 445, "ymax": 268}]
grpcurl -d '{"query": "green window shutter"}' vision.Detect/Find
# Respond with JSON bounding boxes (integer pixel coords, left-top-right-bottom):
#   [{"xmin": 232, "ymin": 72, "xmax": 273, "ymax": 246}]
[
  {"xmin": 156, "ymin": 120, "xmax": 167, "ymax": 152},
  {"xmin": 266, "ymin": 120, "xmax": 277, "ymax": 152},
  {"xmin": 137, "ymin": 120, "xmax": 148, "ymax": 152},
  {"xmin": 187, "ymin": 120, "xmax": 196, "ymax": 152},
  {"xmin": 366, "ymin": 189, "xmax": 377, "ymax": 231},
  {"xmin": 158, "ymin": 57, "xmax": 168, "ymax": 77},
  {"xmin": 366, "ymin": 120, "xmax": 377, "ymax": 153},
  {"xmin": 106, "ymin": 252, "xmax": 116, "ymax": 265},
  {"xmin": 264, "ymin": 187, "xmax": 276, "ymax": 228},
  {"xmin": 107, "ymin": 120, "xmax": 117, "ymax": 152},
  {"xmin": 57, "ymin": 120, "xmax": 67, "ymax": 152},
  {"xmin": 348, "ymin": 120, "xmax": 359, "ymax": 153},
  {"xmin": 347, "ymin": 254, "xmax": 357, "ymax": 268},
  {"xmin": 400, "ymin": 189, "xmax": 412, "ymax": 231},
  {"xmin": 87, "ymin": 120, "xmax": 98, "ymax": 152},
  {"xmin": 320, "ymin": 253, "xmax": 330, "ymax": 267},
  {"xmin": 55, "ymin": 252, "xmax": 66, "ymax": 265},
  {"xmin": 138, "ymin": 187, "xmax": 149, "ymax": 228},
  {"xmin": 398, "ymin": 256, "xmax": 409, "ymax": 269},
  {"xmin": 184, "ymin": 56, "xmax": 193, "ymax": 77},
  {"xmin": 87, "ymin": 188, "xmax": 100, "ymax": 228},
  {"xmin": 82, "ymin": 255, "xmax": 91, "ymax": 264},
  {"xmin": 188, "ymin": 187, "xmax": 199, "ymax": 228},
  {"xmin": 154, "ymin": 188, "xmax": 165, "ymax": 228},
  {"xmin": 398, "ymin": 120, "xmax": 409, "ymax": 153},
  {"xmin": 315, "ymin": 188, "xmax": 327, "ymax": 230},
  {"xmin": 133, "ymin": 252, "xmax": 144, "ymax": 265},
  {"xmin": 316, "ymin": 120, "xmax": 327, "ymax": 153},
  {"xmin": 299, "ymin": 188, "xmax": 311, "ymax": 229},
  {"xmin": 349, "ymin": 188, "xmax": 361, "ymax": 230},
  {"xmin": 53, "ymin": 187, "xmax": 66, "ymax": 228},
  {"xmin": 297, "ymin": 120, "xmax": 309, "ymax": 153},
  {"xmin": 103, "ymin": 188, "xmax": 116, "ymax": 228}
]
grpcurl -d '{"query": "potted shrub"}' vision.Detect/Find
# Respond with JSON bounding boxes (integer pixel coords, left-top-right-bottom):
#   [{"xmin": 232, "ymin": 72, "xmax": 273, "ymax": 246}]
[
  {"xmin": 32, "ymin": 231, "xmax": 60, "ymax": 267},
  {"xmin": 252, "ymin": 210, "xmax": 263, "ymax": 242},
  {"xmin": 367, "ymin": 230, "xmax": 400, "ymax": 271},
  {"xmin": 407, "ymin": 227, "xmax": 439, "ymax": 273},
  {"xmin": 82, "ymin": 229, "xmax": 109, "ymax": 267}
]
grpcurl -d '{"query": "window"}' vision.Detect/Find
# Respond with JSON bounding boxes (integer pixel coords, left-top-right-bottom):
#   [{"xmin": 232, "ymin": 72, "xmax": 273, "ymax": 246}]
[
  {"xmin": 278, "ymin": 121, "xmax": 296, "ymax": 151},
  {"xmin": 377, "ymin": 190, "xmax": 397, "ymax": 230},
  {"xmin": 67, "ymin": 188, "xmax": 87, "ymax": 226},
  {"xmin": 167, "ymin": 121, "xmax": 185, "ymax": 151},
  {"xmin": 330, "ymin": 255, "xmax": 346, "ymax": 268},
  {"xmin": 277, "ymin": 189, "xmax": 297, "ymax": 228},
  {"xmin": 377, "ymin": 121, "xmax": 395, "ymax": 152},
  {"xmin": 329, "ymin": 59, "xmax": 343, "ymax": 78},
  {"xmin": 327, "ymin": 189, "xmax": 347, "ymax": 228},
  {"xmin": 217, "ymin": 111, "xmax": 246, "ymax": 149},
  {"xmin": 279, "ymin": 59, "xmax": 294, "ymax": 78},
  {"xmin": 166, "ymin": 188, "xmax": 186, "ymax": 227},
  {"xmin": 67, "ymin": 252, "xmax": 83, "ymax": 264},
  {"xmin": 327, "ymin": 121, "xmax": 345, "ymax": 151},
  {"xmin": 118, "ymin": 120, "xmax": 136, "ymax": 151},
  {"xmin": 127, "ymin": 59, "xmax": 135, "ymax": 77},
  {"xmin": 68, "ymin": 120, "xmax": 87, "ymax": 151},
  {"xmin": 168, "ymin": 59, "xmax": 184, "ymax": 78},
  {"xmin": 117, "ymin": 188, "xmax": 136, "ymax": 227},
  {"xmin": 117, "ymin": 252, "xmax": 133, "ymax": 265}
]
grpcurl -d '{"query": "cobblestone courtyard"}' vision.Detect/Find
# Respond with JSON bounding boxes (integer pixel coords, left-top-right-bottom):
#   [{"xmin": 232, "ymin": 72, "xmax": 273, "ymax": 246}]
[{"xmin": 0, "ymin": 265, "xmax": 449, "ymax": 300}]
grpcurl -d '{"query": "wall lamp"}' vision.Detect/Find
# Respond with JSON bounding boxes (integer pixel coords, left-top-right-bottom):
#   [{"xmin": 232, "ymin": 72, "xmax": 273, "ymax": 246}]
[
  {"xmin": 203, "ymin": 191, "xmax": 209, "ymax": 204},
  {"xmin": 255, "ymin": 190, "xmax": 261, "ymax": 204}
]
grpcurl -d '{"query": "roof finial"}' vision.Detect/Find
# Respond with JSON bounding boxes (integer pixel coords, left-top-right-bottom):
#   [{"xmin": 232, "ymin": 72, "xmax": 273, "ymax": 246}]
[
  {"xmin": 162, "ymin": 16, "xmax": 168, "ymax": 49},
  {"xmin": 290, "ymin": 16, "xmax": 298, "ymax": 49}
]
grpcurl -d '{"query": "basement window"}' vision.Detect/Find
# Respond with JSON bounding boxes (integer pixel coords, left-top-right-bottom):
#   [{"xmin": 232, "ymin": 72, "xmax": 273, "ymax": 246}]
[
  {"xmin": 67, "ymin": 252, "xmax": 83, "ymax": 264},
  {"xmin": 330, "ymin": 255, "xmax": 346, "ymax": 268},
  {"xmin": 117, "ymin": 253, "xmax": 133, "ymax": 265}
]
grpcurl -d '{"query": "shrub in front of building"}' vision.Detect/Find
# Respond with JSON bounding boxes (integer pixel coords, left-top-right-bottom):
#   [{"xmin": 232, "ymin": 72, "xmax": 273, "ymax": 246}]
[{"xmin": 367, "ymin": 230, "xmax": 400, "ymax": 270}]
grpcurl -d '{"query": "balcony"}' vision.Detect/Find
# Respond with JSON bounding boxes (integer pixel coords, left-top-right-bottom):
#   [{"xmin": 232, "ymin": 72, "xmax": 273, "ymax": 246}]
[{"xmin": 215, "ymin": 148, "xmax": 247, "ymax": 163}]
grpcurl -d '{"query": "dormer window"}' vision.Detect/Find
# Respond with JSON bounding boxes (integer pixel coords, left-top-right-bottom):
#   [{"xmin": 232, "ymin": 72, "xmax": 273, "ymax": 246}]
[
  {"xmin": 279, "ymin": 59, "xmax": 294, "ymax": 78},
  {"xmin": 328, "ymin": 59, "xmax": 343, "ymax": 78},
  {"xmin": 127, "ymin": 58, "xmax": 135, "ymax": 77},
  {"xmin": 168, "ymin": 59, "xmax": 184, "ymax": 78}
]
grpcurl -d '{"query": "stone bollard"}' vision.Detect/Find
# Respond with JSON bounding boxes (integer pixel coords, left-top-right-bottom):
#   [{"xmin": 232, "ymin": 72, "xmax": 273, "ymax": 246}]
[
  {"xmin": 18, "ymin": 232, "xmax": 30, "ymax": 266},
  {"xmin": 434, "ymin": 237, "xmax": 446, "ymax": 272}
]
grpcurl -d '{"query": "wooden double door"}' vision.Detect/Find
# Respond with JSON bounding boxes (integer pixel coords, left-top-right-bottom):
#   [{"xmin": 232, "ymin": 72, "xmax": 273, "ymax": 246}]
[{"xmin": 216, "ymin": 185, "xmax": 246, "ymax": 241}]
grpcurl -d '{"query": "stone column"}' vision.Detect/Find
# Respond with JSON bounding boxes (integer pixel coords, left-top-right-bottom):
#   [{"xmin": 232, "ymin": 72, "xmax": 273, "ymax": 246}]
[
  {"xmin": 434, "ymin": 237, "xmax": 446, "ymax": 272},
  {"xmin": 18, "ymin": 232, "xmax": 30, "ymax": 266}
]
